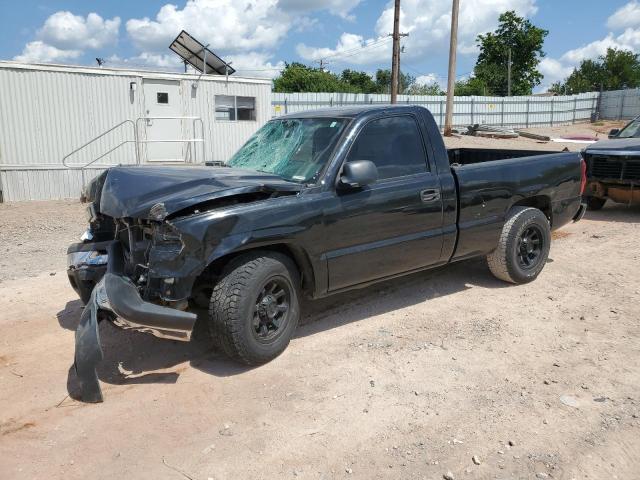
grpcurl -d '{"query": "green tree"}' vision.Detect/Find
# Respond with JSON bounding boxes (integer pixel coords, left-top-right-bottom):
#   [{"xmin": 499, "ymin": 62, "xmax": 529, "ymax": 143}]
[
  {"xmin": 454, "ymin": 77, "xmax": 488, "ymax": 96},
  {"xmin": 273, "ymin": 63, "xmax": 355, "ymax": 93},
  {"xmin": 340, "ymin": 69, "xmax": 378, "ymax": 93},
  {"xmin": 405, "ymin": 81, "xmax": 444, "ymax": 95},
  {"xmin": 274, "ymin": 63, "xmax": 445, "ymax": 95},
  {"xmin": 551, "ymin": 48, "xmax": 640, "ymax": 94},
  {"xmin": 375, "ymin": 69, "xmax": 415, "ymax": 94},
  {"xmin": 474, "ymin": 11, "xmax": 548, "ymax": 95}
]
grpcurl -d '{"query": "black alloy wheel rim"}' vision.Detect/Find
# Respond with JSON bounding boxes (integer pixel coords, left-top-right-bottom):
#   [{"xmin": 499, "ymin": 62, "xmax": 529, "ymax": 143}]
[
  {"xmin": 252, "ymin": 277, "xmax": 291, "ymax": 342},
  {"xmin": 517, "ymin": 225, "xmax": 544, "ymax": 270}
]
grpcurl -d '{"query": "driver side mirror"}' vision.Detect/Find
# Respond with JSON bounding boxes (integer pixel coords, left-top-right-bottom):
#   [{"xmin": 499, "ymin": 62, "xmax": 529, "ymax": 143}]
[
  {"xmin": 609, "ymin": 128, "xmax": 620, "ymax": 138},
  {"xmin": 338, "ymin": 160, "xmax": 378, "ymax": 189}
]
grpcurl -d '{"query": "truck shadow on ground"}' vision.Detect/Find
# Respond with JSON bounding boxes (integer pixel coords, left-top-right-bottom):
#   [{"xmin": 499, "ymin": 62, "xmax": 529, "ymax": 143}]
[
  {"xmin": 583, "ymin": 203, "xmax": 640, "ymax": 223},
  {"xmin": 58, "ymin": 257, "xmax": 511, "ymax": 401}
]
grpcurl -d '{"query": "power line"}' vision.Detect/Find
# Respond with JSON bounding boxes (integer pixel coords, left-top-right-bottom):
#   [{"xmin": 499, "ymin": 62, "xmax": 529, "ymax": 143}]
[
  {"xmin": 402, "ymin": 61, "xmax": 471, "ymax": 81},
  {"xmin": 321, "ymin": 37, "xmax": 391, "ymax": 61},
  {"xmin": 323, "ymin": 41, "xmax": 394, "ymax": 67},
  {"xmin": 317, "ymin": 37, "xmax": 392, "ymax": 64}
]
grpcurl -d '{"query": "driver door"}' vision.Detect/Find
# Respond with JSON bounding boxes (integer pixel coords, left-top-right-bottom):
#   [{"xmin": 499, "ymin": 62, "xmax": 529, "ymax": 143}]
[{"xmin": 322, "ymin": 114, "xmax": 445, "ymax": 291}]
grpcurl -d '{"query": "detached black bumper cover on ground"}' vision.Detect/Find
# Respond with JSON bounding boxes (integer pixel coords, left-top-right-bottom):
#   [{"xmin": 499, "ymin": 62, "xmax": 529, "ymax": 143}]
[{"xmin": 74, "ymin": 241, "xmax": 197, "ymax": 403}]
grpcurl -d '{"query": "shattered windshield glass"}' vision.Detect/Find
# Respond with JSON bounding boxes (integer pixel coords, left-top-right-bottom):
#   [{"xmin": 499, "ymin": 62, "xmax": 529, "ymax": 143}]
[
  {"xmin": 617, "ymin": 116, "xmax": 640, "ymax": 138},
  {"xmin": 227, "ymin": 117, "xmax": 349, "ymax": 183}
]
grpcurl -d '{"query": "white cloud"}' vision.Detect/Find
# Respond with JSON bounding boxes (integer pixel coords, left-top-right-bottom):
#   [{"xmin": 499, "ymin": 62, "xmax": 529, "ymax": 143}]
[
  {"xmin": 225, "ymin": 51, "xmax": 285, "ymax": 79},
  {"xmin": 105, "ymin": 50, "xmax": 284, "ymax": 79},
  {"xmin": 296, "ymin": 33, "xmax": 392, "ymax": 66},
  {"xmin": 414, "ymin": 74, "xmax": 438, "ymax": 84},
  {"xmin": 107, "ymin": 52, "xmax": 184, "ymax": 70},
  {"xmin": 126, "ymin": 0, "xmax": 291, "ymax": 53},
  {"xmin": 375, "ymin": 0, "xmax": 538, "ymax": 58},
  {"xmin": 414, "ymin": 73, "xmax": 447, "ymax": 90},
  {"xmin": 537, "ymin": 9, "xmax": 640, "ymax": 91},
  {"xmin": 297, "ymin": 0, "xmax": 538, "ymax": 66},
  {"xmin": 13, "ymin": 41, "xmax": 82, "ymax": 63},
  {"xmin": 537, "ymin": 57, "xmax": 573, "ymax": 87},
  {"xmin": 13, "ymin": 11, "xmax": 120, "ymax": 63},
  {"xmin": 277, "ymin": 0, "xmax": 362, "ymax": 19},
  {"xmin": 607, "ymin": 1, "xmax": 640, "ymax": 30},
  {"xmin": 560, "ymin": 33, "xmax": 630, "ymax": 64},
  {"xmin": 38, "ymin": 11, "xmax": 120, "ymax": 50},
  {"xmin": 541, "ymin": 26, "xmax": 640, "ymax": 85}
]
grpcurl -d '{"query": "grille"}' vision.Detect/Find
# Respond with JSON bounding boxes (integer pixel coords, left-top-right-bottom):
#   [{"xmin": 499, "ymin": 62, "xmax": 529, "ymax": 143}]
[
  {"xmin": 588, "ymin": 155, "xmax": 640, "ymax": 181},
  {"xmin": 627, "ymin": 162, "xmax": 640, "ymax": 180}
]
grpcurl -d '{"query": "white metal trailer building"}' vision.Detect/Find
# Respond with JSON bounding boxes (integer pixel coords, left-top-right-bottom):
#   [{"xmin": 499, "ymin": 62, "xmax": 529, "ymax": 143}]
[{"xmin": 0, "ymin": 61, "xmax": 272, "ymax": 202}]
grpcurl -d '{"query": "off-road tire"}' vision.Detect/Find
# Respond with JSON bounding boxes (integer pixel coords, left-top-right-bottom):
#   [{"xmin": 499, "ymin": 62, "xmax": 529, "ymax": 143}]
[
  {"xmin": 487, "ymin": 207, "xmax": 551, "ymax": 284},
  {"xmin": 208, "ymin": 252, "xmax": 300, "ymax": 365},
  {"xmin": 586, "ymin": 196, "xmax": 606, "ymax": 211}
]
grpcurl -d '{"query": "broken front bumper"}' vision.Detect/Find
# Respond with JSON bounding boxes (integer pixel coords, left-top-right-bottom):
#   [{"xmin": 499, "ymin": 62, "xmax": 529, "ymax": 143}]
[{"xmin": 74, "ymin": 241, "xmax": 197, "ymax": 403}]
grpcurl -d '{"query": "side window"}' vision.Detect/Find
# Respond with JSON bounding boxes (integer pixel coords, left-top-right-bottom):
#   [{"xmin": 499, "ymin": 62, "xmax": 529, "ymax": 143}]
[
  {"xmin": 346, "ymin": 115, "xmax": 428, "ymax": 180},
  {"xmin": 156, "ymin": 92, "xmax": 169, "ymax": 104},
  {"xmin": 215, "ymin": 95, "xmax": 236, "ymax": 121},
  {"xmin": 236, "ymin": 96, "xmax": 256, "ymax": 121}
]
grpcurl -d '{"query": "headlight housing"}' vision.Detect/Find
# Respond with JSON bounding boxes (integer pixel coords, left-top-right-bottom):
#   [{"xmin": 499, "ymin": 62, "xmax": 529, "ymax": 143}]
[{"xmin": 149, "ymin": 223, "xmax": 185, "ymax": 263}]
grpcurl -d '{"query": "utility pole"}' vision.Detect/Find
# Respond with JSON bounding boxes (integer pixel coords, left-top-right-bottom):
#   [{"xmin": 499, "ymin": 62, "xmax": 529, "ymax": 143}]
[
  {"xmin": 444, "ymin": 0, "xmax": 460, "ymax": 136},
  {"xmin": 507, "ymin": 47, "xmax": 512, "ymax": 96},
  {"xmin": 390, "ymin": 0, "xmax": 401, "ymax": 104},
  {"xmin": 399, "ymin": 45, "xmax": 405, "ymax": 95}
]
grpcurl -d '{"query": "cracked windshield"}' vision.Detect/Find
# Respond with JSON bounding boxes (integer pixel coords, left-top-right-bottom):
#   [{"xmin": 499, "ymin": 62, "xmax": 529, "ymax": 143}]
[{"xmin": 228, "ymin": 117, "xmax": 349, "ymax": 183}]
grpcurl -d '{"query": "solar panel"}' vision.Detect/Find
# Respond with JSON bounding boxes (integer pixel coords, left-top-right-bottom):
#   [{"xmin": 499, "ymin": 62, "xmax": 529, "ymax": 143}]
[{"xmin": 169, "ymin": 30, "xmax": 235, "ymax": 75}]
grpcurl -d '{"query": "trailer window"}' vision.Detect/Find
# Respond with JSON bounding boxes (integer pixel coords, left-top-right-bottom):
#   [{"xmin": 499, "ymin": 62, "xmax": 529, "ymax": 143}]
[
  {"xmin": 156, "ymin": 92, "xmax": 169, "ymax": 104},
  {"xmin": 347, "ymin": 115, "xmax": 428, "ymax": 179},
  {"xmin": 215, "ymin": 95, "xmax": 256, "ymax": 121}
]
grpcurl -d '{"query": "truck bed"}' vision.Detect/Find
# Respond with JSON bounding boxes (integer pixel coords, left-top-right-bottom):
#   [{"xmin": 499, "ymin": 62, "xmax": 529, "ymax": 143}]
[
  {"xmin": 447, "ymin": 148, "xmax": 566, "ymax": 166},
  {"xmin": 448, "ymin": 148, "xmax": 583, "ymax": 261}
]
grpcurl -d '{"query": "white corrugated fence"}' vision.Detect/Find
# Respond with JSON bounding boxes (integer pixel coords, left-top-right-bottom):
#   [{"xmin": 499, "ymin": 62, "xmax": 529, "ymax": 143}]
[{"xmin": 272, "ymin": 91, "xmax": 600, "ymax": 128}]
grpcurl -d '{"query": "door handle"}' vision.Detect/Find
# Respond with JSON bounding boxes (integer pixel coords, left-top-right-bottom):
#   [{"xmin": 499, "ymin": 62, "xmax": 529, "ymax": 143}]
[{"xmin": 420, "ymin": 189, "xmax": 441, "ymax": 202}]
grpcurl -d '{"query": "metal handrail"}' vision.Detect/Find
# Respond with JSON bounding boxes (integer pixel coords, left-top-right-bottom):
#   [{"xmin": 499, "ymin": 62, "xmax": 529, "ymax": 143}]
[
  {"xmin": 62, "ymin": 119, "xmax": 138, "ymax": 169},
  {"xmin": 62, "ymin": 116, "xmax": 206, "ymax": 180}
]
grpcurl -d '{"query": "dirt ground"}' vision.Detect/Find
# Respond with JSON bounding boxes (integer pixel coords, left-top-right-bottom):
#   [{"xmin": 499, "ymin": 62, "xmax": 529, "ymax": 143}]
[{"xmin": 1, "ymin": 124, "xmax": 639, "ymax": 479}]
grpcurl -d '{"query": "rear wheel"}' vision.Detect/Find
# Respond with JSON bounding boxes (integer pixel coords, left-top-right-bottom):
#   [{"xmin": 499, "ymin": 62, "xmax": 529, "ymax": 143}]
[
  {"xmin": 586, "ymin": 196, "xmax": 606, "ymax": 211},
  {"xmin": 487, "ymin": 207, "xmax": 551, "ymax": 284},
  {"xmin": 208, "ymin": 252, "xmax": 300, "ymax": 365}
]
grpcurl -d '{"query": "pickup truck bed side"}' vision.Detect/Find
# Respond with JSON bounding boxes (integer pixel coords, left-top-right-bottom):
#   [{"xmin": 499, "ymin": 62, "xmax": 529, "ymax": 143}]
[{"xmin": 451, "ymin": 153, "xmax": 583, "ymax": 260}]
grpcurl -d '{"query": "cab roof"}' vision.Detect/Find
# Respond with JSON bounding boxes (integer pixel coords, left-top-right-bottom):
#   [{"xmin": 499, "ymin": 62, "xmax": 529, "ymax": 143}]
[{"xmin": 277, "ymin": 104, "xmax": 427, "ymax": 120}]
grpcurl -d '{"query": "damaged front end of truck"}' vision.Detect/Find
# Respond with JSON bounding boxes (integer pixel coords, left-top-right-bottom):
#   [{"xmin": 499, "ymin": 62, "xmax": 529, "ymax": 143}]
[{"xmin": 67, "ymin": 165, "xmax": 301, "ymax": 402}]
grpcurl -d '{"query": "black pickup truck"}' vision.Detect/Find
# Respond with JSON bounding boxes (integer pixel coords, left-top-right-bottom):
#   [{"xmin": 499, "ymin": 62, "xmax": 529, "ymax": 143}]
[{"xmin": 68, "ymin": 105, "xmax": 586, "ymax": 401}]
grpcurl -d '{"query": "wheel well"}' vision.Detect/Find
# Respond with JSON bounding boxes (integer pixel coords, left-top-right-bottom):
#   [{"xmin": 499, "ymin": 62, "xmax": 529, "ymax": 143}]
[
  {"xmin": 511, "ymin": 196, "xmax": 552, "ymax": 225},
  {"xmin": 193, "ymin": 244, "xmax": 315, "ymax": 300}
]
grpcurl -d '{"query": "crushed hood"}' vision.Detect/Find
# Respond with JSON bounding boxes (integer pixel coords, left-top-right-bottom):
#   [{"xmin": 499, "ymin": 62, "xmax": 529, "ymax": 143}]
[{"xmin": 92, "ymin": 165, "xmax": 302, "ymax": 220}]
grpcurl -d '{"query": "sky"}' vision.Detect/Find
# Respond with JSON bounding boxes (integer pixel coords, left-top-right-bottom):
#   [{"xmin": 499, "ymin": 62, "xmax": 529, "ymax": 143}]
[{"xmin": 0, "ymin": 0, "xmax": 638, "ymax": 92}]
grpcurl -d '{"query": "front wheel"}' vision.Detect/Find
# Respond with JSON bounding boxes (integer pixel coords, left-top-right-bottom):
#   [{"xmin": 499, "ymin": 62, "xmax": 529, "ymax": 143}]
[
  {"xmin": 487, "ymin": 207, "xmax": 551, "ymax": 284},
  {"xmin": 208, "ymin": 252, "xmax": 300, "ymax": 365}
]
